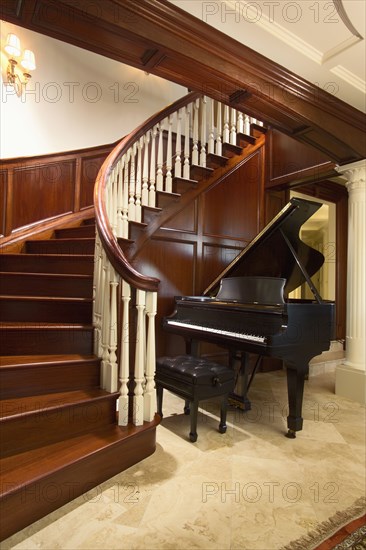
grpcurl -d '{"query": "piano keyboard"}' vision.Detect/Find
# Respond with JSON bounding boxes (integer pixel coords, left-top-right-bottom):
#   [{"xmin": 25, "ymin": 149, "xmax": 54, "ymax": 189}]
[{"xmin": 166, "ymin": 320, "xmax": 266, "ymax": 343}]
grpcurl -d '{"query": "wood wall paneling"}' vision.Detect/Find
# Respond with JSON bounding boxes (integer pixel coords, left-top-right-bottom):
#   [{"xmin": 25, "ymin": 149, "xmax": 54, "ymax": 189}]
[
  {"xmin": 161, "ymin": 199, "xmax": 197, "ymax": 233},
  {"xmin": 0, "ymin": 143, "xmax": 113, "ymax": 241},
  {"xmin": 266, "ymin": 129, "xmax": 336, "ymax": 189},
  {"xmin": 200, "ymin": 242, "xmax": 244, "ymax": 295},
  {"xmin": 12, "ymin": 161, "xmax": 75, "ymax": 233},
  {"xmin": 80, "ymin": 154, "xmax": 109, "ymax": 209},
  {"xmin": 133, "ymin": 237, "xmax": 196, "ymax": 357},
  {"xmin": 203, "ymin": 154, "xmax": 262, "ymax": 240}
]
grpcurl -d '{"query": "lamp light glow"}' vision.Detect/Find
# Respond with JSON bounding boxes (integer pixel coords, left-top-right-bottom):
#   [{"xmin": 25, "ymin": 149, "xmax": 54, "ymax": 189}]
[
  {"xmin": 4, "ymin": 34, "xmax": 21, "ymax": 57},
  {"xmin": 21, "ymin": 50, "xmax": 36, "ymax": 71}
]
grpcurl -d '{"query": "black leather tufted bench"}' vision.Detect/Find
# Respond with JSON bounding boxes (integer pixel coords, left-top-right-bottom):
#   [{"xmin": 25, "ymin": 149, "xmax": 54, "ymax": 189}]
[{"xmin": 155, "ymin": 355, "xmax": 235, "ymax": 442}]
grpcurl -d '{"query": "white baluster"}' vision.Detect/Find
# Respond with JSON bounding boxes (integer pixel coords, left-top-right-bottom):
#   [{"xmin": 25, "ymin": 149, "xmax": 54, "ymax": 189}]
[
  {"xmin": 122, "ymin": 152, "xmax": 129, "ymax": 239},
  {"xmin": 133, "ymin": 289, "xmax": 146, "ymax": 426},
  {"xmin": 183, "ymin": 104, "xmax": 191, "ymax": 179},
  {"xmin": 141, "ymin": 132, "xmax": 150, "ymax": 207},
  {"xmin": 144, "ymin": 291, "xmax": 157, "ymax": 421},
  {"xmin": 192, "ymin": 99, "xmax": 199, "ymax": 166},
  {"xmin": 118, "ymin": 280, "xmax": 131, "ymax": 426},
  {"xmin": 237, "ymin": 111, "xmax": 244, "ymax": 134},
  {"xmin": 135, "ymin": 139, "xmax": 142, "ymax": 223},
  {"xmin": 105, "ymin": 267, "xmax": 119, "ymax": 393},
  {"xmin": 223, "ymin": 105, "xmax": 230, "ymax": 143},
  {"xmin": 93, "ymin": 234, "xmax": 103, "ymax": 357},
  {"xmin": 200, "ymin": 96, "xmax": 207, "ymax": 167},
  {"xmin": 175, "ymin": 108, "xmax": 182, "ymax": 179},
  {"xmin": 156, "ymin": 122, "xmax": 164, "ymax": 192},
  {"xmin": 109, "ymin": 168, "xmax": 118, "ymax": 236},
  {"xmin": 250, "ymin": 117, "xmax": 257, "ymax": 125},
  {"xmin": 208, "ymin": 98, "xmax": 215, "ymax": 155},
  {"xmin": 128, "ymin": 144, "xmax": 136, "ymax": 222},
  {"xmin": 215, "ymin": 101, "xmax": 222, "ymax": 156},
  {"xmin": 244, "ymin": 114, "xmax": 250, "ymax": 135},
  {"xmin": 117, "ymin": 156, "xmax": 124, "ymax": 237},
  {"xmin": 165, "ymin": 115, "xmax": 173, "ymax": 192},
  {"xmin": 149, "ymin": 126, "xmax": 157, "ymax": 207},
  {"xmin": 230, "ymin": 107, "xmax": 237, "ymax": 145},
  {"xmin": 100, "ymin": 250, "xmax": 110, "ymax": 389}
]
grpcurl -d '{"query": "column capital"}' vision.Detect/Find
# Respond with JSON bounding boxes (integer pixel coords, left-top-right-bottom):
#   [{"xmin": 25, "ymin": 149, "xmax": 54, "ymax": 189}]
[{"xmin": 336, "ymin": 159, "xmax": 366, "ymax": 191}]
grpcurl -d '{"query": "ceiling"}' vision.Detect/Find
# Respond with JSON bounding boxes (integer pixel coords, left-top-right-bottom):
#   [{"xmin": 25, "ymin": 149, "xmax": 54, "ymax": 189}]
[{"xmin": 168, "ymin": 0, "xmax": 365, "ymax": 113}]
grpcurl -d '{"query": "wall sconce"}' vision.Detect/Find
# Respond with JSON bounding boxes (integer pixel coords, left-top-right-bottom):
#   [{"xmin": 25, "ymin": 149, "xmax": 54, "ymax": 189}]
[{"xmin": 4, "ymin": 33, "xmax": 36, "ymax": 86}]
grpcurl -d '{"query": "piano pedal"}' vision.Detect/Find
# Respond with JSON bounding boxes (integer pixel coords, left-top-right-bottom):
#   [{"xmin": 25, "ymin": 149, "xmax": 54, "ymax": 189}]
[{"xmin": 228, "ymin": 395, "xmax": 251, "ymax": 412}]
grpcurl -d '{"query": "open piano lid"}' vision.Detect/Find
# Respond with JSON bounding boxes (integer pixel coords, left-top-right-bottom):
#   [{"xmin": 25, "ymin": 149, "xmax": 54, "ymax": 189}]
[{"xmin": 204, "ymin": 197, "xmax": 325, "ymax": 300}]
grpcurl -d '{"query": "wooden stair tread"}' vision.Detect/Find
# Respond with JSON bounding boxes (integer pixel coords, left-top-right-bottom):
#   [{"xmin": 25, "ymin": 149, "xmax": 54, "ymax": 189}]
[
  {"xmin": 0, "ymin": 388, "xmax": 118, "ymax": 419},
  {"xmin": 0, "ymin": 420, "xmax": 154, "ymax": 491},
  {"xmin": 26, "ymin": 238, "xmax": 95, "ymax": 244},
  {"xmin": 0, "ymin": 354, "xmax": 98, "ymax": 368}
]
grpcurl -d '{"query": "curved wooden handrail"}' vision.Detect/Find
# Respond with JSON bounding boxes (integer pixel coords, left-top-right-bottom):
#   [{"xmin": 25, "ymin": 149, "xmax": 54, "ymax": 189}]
[{"xmin": 94, "ymin": 91, "xmax": 201, "ymax": 292}]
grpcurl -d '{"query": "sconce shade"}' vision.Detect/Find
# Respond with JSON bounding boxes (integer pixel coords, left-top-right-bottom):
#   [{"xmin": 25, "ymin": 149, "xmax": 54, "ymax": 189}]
[
  {"xmin": 4, "ymin": 33, "xmax": 21, "ymax": 57},
  {"xmin": 21, "ymin": 50, "xmax": 36, "ymax": 71}
]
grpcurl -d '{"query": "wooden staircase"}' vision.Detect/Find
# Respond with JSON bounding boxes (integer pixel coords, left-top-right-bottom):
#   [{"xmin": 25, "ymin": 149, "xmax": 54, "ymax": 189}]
[{"xmin": 0, "ymin": 220, "xmax": 158, "ymax": 541}]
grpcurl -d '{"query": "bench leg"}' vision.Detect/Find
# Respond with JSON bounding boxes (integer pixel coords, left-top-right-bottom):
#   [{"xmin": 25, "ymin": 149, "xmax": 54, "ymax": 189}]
[
  {"xmin": 189, "ymin": 400, "xmax": 199, "ymax": 442},
  {"xmin": 184, "ymin": 400, "xmax": 190, "ymax": 415},
  {"xmin": 156, "ymin": 384, "xmax": 163, "ymax": 417},
  {"xmin": 219, "ymin": 395, "xmax": 228, "ymax": 434}
]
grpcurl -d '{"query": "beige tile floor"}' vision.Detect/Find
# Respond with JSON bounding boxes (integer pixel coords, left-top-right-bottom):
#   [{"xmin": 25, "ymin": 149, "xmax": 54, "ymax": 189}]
[{"xmin": 2, "ymin": 369, "xmax": 365, "ymax": 550}]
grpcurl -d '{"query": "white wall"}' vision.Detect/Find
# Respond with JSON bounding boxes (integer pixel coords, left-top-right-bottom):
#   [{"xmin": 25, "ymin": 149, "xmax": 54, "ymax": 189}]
[{"xmin": 0, "ymin": 21, "xmax": 186, "ymax": 158}]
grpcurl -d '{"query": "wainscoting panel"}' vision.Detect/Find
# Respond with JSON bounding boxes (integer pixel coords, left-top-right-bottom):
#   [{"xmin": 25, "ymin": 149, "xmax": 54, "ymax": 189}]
[{"xmin": 203, "ymin": 154, "xmax": 262, "ymax": 241}]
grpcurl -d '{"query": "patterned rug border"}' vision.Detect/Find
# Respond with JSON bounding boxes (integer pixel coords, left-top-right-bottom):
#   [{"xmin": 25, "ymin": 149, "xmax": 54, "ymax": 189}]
[{"xmin": 282, "ymin": 496, "xmax": 366, "ymax": 550}]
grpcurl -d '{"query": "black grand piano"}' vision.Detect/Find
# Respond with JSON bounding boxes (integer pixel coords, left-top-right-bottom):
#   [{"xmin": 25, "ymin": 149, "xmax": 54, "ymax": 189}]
[{"xmin": 163, "ymin": 198, "xmax": 335, "ymax": 437}]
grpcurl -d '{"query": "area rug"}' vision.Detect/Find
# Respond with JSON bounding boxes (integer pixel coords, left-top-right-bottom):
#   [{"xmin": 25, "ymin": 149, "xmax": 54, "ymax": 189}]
[{"xmin": 282, "ymin": 496, "xmax": 366, "ymax": 550}]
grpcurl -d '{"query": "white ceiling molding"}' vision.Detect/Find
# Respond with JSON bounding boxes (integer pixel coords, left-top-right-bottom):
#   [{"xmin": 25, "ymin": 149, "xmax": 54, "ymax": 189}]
[
  {"xmin": 330, "ymin": 65, "xmax": 366, "ymax": 94},
  {"xmin": 223, "ymin": 0, "xmax": 323, "ymax": 63},
  {"xmin": 322, "ymin": 35, "xmax": 363, "ymax": 64}
]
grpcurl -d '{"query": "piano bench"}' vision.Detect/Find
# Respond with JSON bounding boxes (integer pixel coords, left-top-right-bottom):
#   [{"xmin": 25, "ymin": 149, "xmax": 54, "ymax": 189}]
[{"xmin": 155, "ymin": 355, "xmax": 235, "ymax": 442}]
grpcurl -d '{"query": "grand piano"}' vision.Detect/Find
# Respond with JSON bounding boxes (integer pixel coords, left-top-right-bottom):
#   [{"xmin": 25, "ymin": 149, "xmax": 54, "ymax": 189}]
[{"xmin": 163, "ymin": 197, "xmax": 335, "ymax": 437}]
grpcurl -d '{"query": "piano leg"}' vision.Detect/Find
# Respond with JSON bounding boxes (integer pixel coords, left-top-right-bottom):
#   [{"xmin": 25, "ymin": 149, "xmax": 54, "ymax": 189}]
[
  {"xmin": 285, "ymin": 365, "xmax": 306, "ymax": 438},
  {"xmin": 228, "ymin": 351, "xmax": 251, "ymax": 411}
]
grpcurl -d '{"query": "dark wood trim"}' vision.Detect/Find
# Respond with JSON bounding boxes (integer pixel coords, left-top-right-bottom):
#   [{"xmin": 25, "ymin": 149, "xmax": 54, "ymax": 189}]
[{"xmin": 2, "ymin": 0, "xmax": 365, "ymax": 163}]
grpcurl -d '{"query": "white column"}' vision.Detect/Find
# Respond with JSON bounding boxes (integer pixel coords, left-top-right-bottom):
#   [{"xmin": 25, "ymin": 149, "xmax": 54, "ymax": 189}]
[{"xmin": 335, "ymin": 160, "xmax": 366, "ymax": 404}]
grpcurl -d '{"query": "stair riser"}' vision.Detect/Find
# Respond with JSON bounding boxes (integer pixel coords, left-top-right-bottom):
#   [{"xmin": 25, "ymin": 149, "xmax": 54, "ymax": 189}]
[
  {"xmin": 0, "ymin": 397, "xmax": 117, "ymax": 458},
  {"xmin": 0, "ymin": 427, "xmax": 156, "ymax": 541},
  {"xmin": 0, "ymin": 256, "xmax": 94, "ymax": 275},
  {"xmin": 25, "ymin": 240, "xmax": 95, "ymax": 255},
  {"xmin": 54, "ymin": 225, "xmax": 95, "ymax": 239},
  {"xmin": 0, "ymin": 274, "xmax": 93, "ymax": 298},
  {"xmin": 0, "ymin": 299, "xmax": 92, "ymax": 323},
  {"xmin": 0, "ymin": 328, "xmax": 93, "ymax": 355},
  {"xmin": 0, "ymin": 361, "xmax": 100, "ymax": 399}
]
